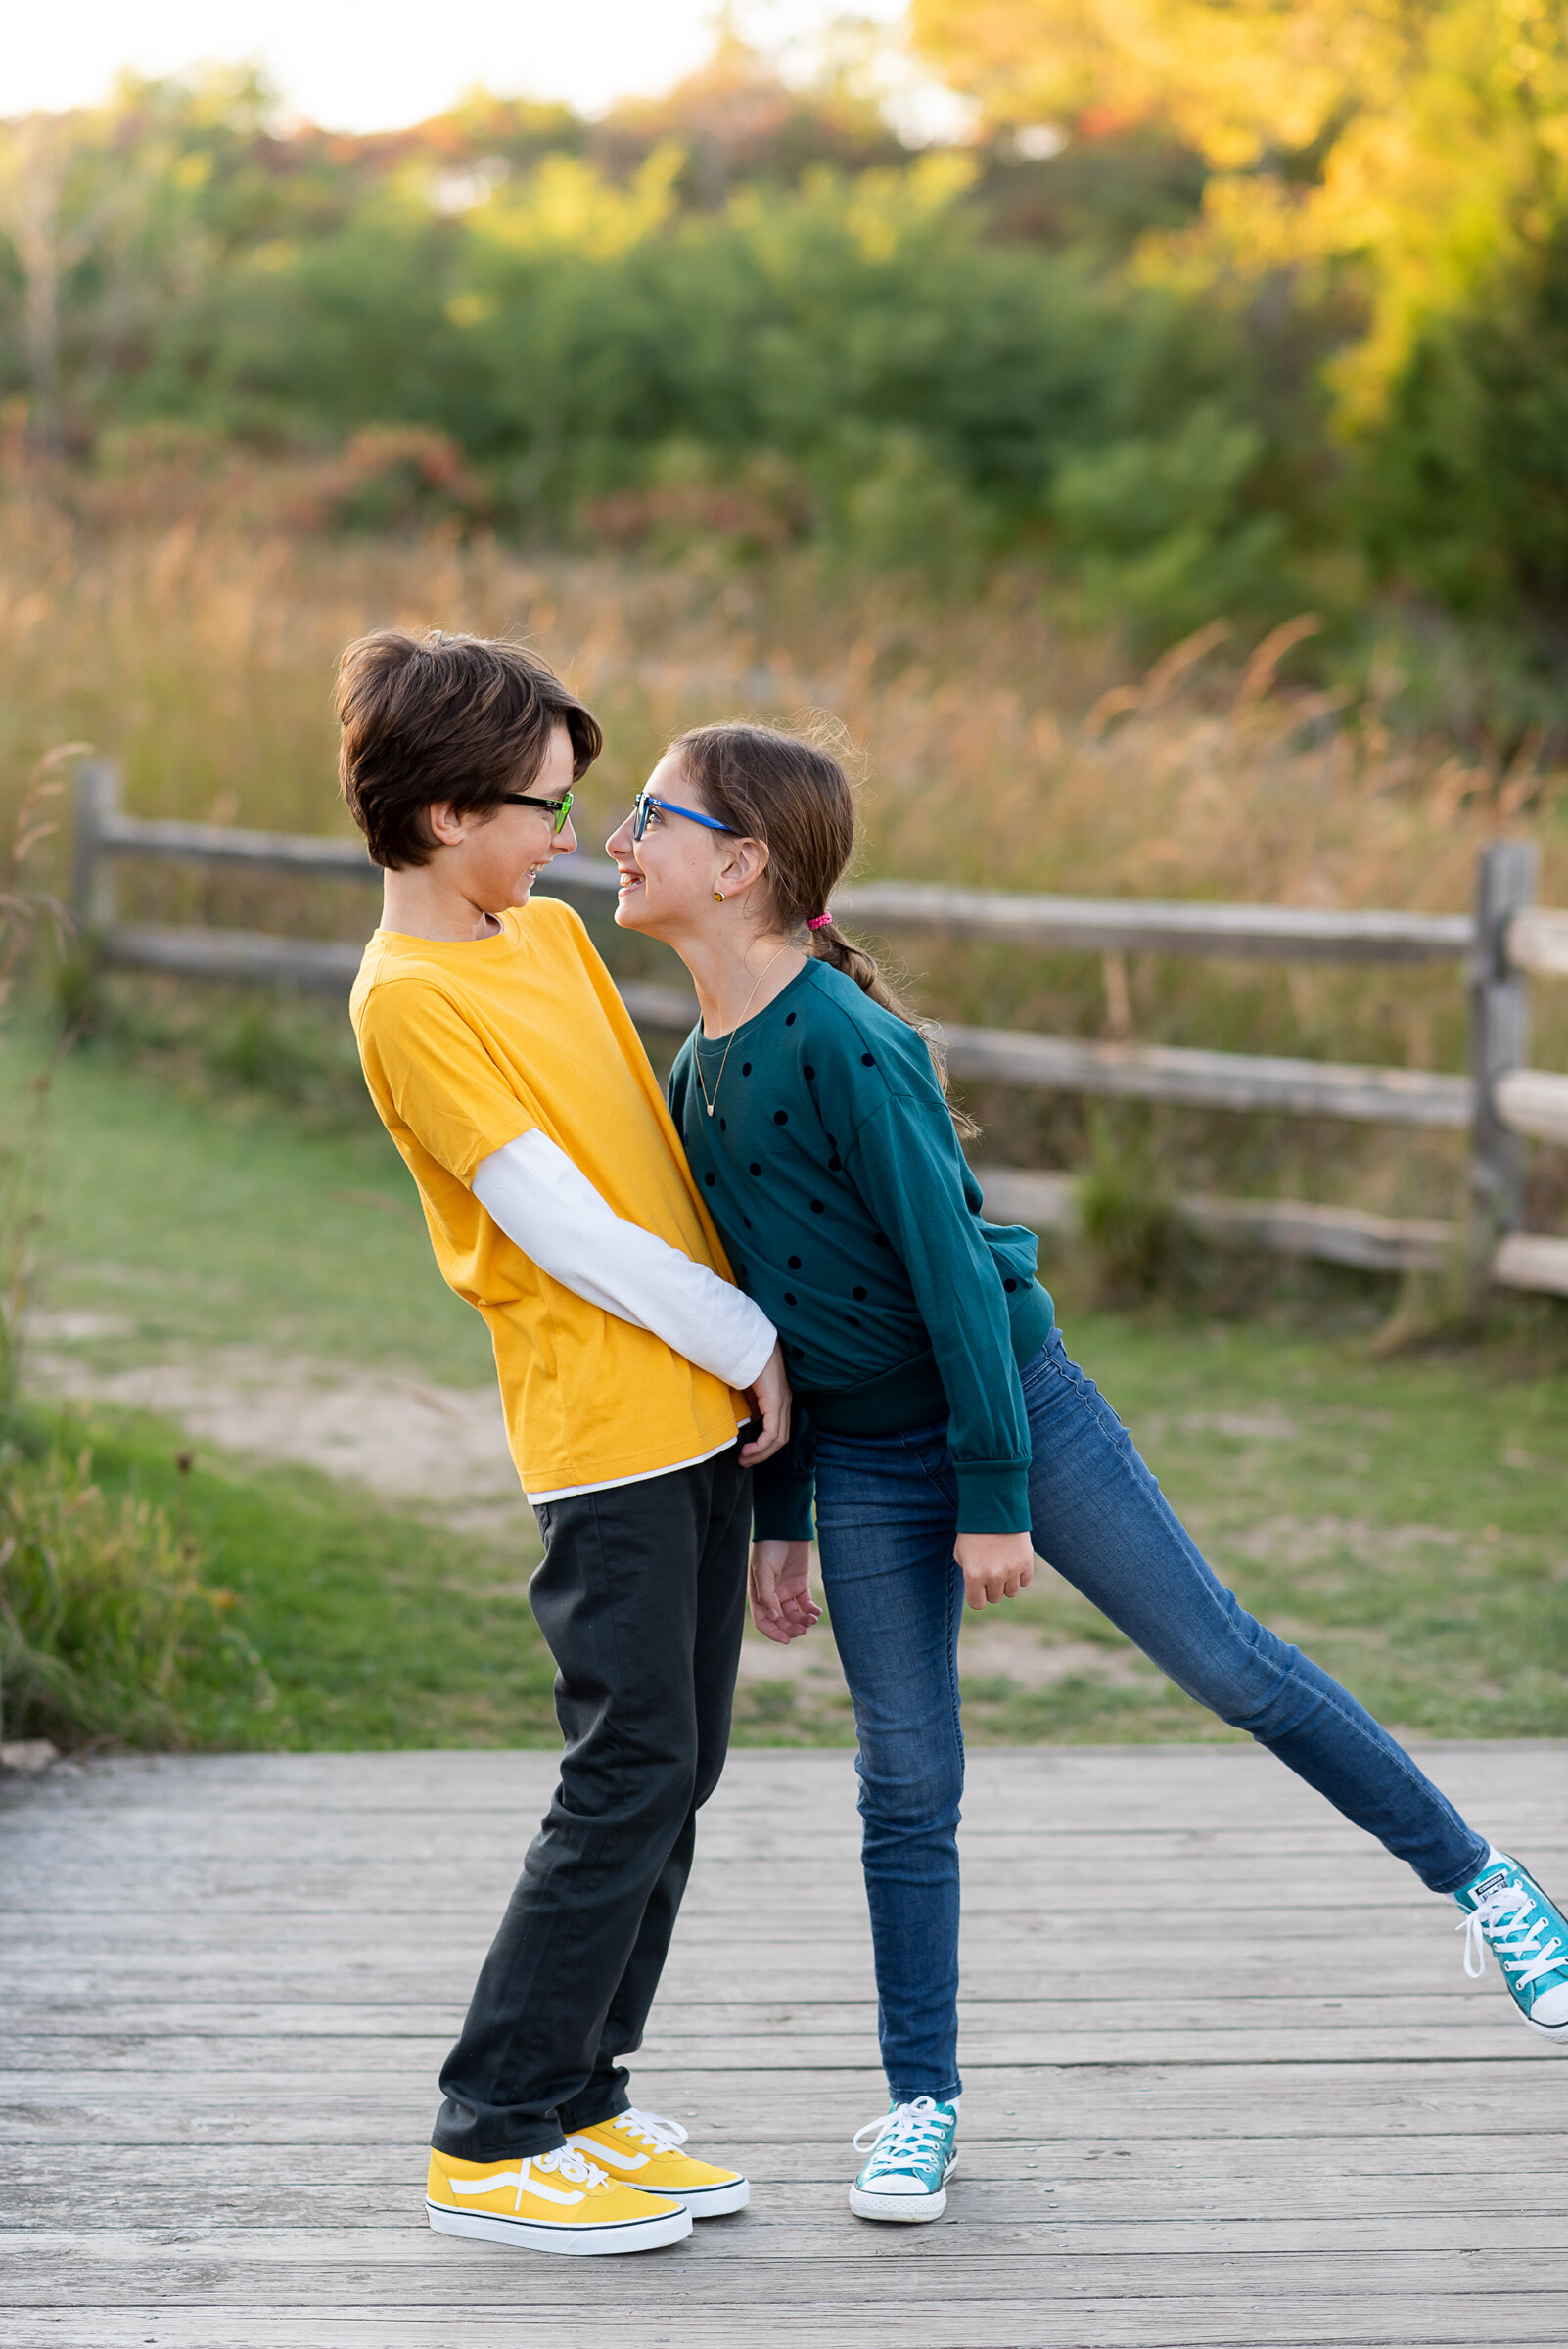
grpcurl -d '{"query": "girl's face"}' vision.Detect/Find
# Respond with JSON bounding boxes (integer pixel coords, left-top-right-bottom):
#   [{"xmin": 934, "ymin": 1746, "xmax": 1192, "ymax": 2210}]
[{"xmin": 606, "ymin": 750, "xmax": 734, "ymax": 940}]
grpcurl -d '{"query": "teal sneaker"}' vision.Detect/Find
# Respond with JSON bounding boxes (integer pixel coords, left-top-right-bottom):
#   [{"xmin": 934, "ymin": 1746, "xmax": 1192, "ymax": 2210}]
[
  {"xmin": 1455, "ymin": 1851, "xmax": 1568, "ymax": 2040},
  {"xmin": 849, "ymin": 2096, "xmax": 958, "ymax": 2223}
]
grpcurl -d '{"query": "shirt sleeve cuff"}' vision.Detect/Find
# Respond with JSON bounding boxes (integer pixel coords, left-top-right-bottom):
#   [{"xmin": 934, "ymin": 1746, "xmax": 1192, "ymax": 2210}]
[
  {"xmin": 953, "ymin": 1459, "xmax": 1031, "ymax": 1535},
  {"xmin": 751, "ymin": 1454, "xmax": 816, "ymax": 1543}
]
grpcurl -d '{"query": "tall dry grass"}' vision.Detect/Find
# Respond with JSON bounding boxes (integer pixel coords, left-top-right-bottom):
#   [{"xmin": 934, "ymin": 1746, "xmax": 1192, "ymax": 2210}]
[{"xmin": 3, "ymin": 483, "xmax": 1564, "ymax": 1221}]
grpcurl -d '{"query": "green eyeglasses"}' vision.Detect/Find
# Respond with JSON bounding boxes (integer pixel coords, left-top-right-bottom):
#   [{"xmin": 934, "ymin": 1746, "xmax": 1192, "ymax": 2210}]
[{"xmin": 500, "ymin": 789, "xmax": 574, "ymax": 835}]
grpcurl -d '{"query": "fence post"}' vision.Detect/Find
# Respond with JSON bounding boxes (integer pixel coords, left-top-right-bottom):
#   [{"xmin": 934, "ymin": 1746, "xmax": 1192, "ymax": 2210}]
[
  {"xmin": 72, "ymin": 759, "xmax": 121, "ymax": 935},
  {"xmin": 1468, "ymin": 839, "xmax": 1537, "ymax": 1272}
]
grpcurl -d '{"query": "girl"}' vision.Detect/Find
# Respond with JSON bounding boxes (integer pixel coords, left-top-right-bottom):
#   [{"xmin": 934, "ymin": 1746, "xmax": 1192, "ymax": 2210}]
[{"xmin": 605, "ymin": 721, "xmax": 1568, "ymax": 2226}]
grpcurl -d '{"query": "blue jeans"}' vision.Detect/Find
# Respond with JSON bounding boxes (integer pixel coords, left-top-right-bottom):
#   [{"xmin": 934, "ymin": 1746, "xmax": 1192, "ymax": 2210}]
[{"xmin": 812, "ymin": 1327, "xmax": 1488, "ymax": 2105}]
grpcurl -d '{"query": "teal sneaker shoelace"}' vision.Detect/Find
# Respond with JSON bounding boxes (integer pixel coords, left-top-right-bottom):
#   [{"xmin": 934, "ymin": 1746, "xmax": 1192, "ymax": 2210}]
[
  {"xmin": 1459, "ymin": 1873, "xmax": 1567, "ymax": 2001},
  {"xmin": 853, "ymin": 2096, "xmax": 955, "ymax": 2185}
]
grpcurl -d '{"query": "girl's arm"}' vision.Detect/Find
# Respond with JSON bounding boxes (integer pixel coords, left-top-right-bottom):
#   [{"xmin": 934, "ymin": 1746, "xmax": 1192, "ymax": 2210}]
[{"xmin": 846, "ymin": 1092, "xmax": 1034, "ymax": 1535}]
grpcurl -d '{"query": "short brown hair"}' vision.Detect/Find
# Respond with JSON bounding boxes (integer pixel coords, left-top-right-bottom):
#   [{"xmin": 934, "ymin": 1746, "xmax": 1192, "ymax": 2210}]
[{"xmin": 335, "ymin": 629, "xmax": 603, "ymax": 869}]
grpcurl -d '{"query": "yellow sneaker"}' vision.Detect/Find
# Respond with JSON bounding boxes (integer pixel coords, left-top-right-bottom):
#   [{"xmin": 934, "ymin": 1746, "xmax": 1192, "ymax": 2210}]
[
  {"xmin": 567, "ymin": 2106, "xmax": 750, "ymax": 2216},
  {"xmin": 426, "ymin": 2143, "xmax": 690, "ymax": 2255}
]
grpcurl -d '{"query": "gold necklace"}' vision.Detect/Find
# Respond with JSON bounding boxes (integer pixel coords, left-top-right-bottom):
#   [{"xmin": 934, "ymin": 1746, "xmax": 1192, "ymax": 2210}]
[{"xmin": 695, "ymin": 944, "xmax": 793, "ymax": 1119}]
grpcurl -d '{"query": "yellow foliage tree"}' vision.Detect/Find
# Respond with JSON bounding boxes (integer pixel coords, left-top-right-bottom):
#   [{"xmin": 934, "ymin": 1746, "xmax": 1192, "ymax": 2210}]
[{"xmin": 910, "ymin": 0, "xmax": 1568, "ymax": 423}]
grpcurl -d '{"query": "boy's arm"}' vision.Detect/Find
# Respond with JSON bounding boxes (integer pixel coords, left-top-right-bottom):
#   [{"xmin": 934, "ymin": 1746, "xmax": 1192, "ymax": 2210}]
[{"xmin": 472, "ymin": 1130, "xmax": 776, "ymax": 1393}]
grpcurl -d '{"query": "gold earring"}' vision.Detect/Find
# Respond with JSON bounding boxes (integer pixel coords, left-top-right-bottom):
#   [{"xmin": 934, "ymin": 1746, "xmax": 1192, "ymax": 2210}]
[{"xmin": 714, "ymin": 889, "xmax": 725, "ymax": 902}]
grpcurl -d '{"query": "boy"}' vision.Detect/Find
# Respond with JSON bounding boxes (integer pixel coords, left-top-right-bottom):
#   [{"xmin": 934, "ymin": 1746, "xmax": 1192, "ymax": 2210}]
[{"xmin": 340, "ymin": 628, "xmax": 789, "ymax": 2256}]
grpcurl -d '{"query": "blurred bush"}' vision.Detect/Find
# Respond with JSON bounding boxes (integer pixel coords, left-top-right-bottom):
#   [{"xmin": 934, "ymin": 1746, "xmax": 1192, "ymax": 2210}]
[
  {"xmin": 0, "ymin": 1426, "xmax": 269, "ymax": 1749},
  {"xmin": 11, "ymin": 23, "xmax": 1566, "ymax": 662}
]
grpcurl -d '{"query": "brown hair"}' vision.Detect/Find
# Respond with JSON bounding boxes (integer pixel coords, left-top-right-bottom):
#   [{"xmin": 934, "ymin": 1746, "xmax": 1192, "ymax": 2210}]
[
  {"xmin": 671, "ymin": 720, "xmax": 974, "ymax": 1131},
  {"xmin": 335, "ymin": 629, "xmax": 602, "ymax": 869}
]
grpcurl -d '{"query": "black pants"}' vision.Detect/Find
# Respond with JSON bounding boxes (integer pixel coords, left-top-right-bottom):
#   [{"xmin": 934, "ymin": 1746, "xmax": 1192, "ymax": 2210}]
[{"xmin": 432, "ymin": 1445, "xmax": 752, "ymax": 2160}]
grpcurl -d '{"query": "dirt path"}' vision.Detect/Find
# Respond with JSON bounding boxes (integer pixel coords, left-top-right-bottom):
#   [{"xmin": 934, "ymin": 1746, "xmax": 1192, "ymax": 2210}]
[{"xmin": 26, "ymin": 1318, "xmax": 1137, "ymax": 1710}]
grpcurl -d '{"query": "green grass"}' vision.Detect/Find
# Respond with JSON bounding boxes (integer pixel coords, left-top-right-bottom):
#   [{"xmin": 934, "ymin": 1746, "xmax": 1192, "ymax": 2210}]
[
  {"xmin": 3, "ymin": 1012, "xmax": 490, "ymax": 1381},
  {"xmin": 7, "ymin": 1406, "xmax": 562, "ymax": 1748},
  {"xmin": 4, "ymin": 1014, "xmax": 1567, "ymax": 1749},
  {"xmin": 956, "ymin": 1315, "xmax": 1568, "ymax": 1744}
]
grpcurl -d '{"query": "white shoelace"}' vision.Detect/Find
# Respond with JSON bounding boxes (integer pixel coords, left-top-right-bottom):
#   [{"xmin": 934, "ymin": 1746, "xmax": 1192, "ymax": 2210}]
[
  {"xmin": 1459, "ymin": 1879, "xmax": 1566, "ymax": 1992},
  {"xmin": 450, "ymin": 2143, "xmax": 611, "ymax": 2212},
  {"xmin": 853, "ymin": 2095, "xmax": 950, "ymax": 2175},
  {"xmin": 608, "ymin": 2106, "xmax": 690, "ymax": 2154}
]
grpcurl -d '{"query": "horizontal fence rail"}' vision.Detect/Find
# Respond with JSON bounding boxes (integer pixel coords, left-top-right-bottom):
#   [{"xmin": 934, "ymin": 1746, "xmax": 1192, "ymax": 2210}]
[
  {"xmin": 70, "ymin": 761, "xmax": 1568, "ymax": 1300},
  {"xmin": 829, "ymin": 879, "xmax": 1477, "ymax": 965}
]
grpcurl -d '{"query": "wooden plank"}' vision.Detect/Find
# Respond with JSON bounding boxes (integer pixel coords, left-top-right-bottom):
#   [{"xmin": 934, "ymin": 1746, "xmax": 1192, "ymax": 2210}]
[
  {"xmin": 940, "ymin": 1024, "xmax": 1472, "ymax": 1127},
  {"xmin": 104, "ymin": 924, "xmax": 364, "ymax": 992},
  {"xmin": 972, "ymin": 1166, "xmax": 1456, "ymax": 1272},
  {"xmin": 6, "ymin": 2239, "xmax": 1568, "ymax": 2302},
  {"xmin": 1495, "ymin": 1066, "xmax": 1568, "ymax": 1144},
  {"xmin": 1507, "ymin": 904, "xmax": 1568, "ymax": 978},
  {"xmin": 14, "ymin": 2164, "xmax": 1568, "ymax": 2229},
  {"xmin": 6, "ymin": 2067, "xmax": 1565, "ymax": 2140},
  {"xmin": 5, "ymin": 2308, "xmax": 1568, "ymax": 2349},
  {"xmin": 1493, "ymin": 1231, "xmax": 1568, "ymax": 1298},
  {"xmin": 3, "ymin": 1838, "xmax": 1537, "ymax": 1896},
  {"xmin": 97, "ymin": 813, "xmax": 377, "ymax": 879},
  {"xmin": 0, "ymin": 2133, "xmax": 1554, "ymax": 2195},
  {"xmin": 1, "ymin": 2019, "xmax": 1550, "ymax": 2069},
  {"xmin": 833, "ymin": 880, "xmax": 1474, "ymax": 966}
]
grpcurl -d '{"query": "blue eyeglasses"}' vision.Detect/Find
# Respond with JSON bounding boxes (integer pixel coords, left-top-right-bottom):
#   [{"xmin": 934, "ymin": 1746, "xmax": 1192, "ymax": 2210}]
[{"xmin": 631, "ymin": 790, "xmax": 736, "ymax": 841}]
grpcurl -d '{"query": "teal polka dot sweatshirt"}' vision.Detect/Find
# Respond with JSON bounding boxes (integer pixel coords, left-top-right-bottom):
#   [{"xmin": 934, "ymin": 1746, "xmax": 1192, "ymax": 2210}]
[{"xmin": 668, "ymin": 956, "xmax": 1054, "ymax": 1542}]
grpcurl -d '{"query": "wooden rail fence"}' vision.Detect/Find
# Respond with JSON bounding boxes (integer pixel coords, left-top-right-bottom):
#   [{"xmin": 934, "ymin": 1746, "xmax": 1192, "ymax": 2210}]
[{"xmin": 72, "ymin": 761, "xmax": 1568, "ymax": 1297}]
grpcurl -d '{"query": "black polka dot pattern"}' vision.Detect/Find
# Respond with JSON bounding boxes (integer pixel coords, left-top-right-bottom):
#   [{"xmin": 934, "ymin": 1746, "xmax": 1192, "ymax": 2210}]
[{"xmin": 674, "ymin": 982, "xmax": 1046, "ymax": 1434}]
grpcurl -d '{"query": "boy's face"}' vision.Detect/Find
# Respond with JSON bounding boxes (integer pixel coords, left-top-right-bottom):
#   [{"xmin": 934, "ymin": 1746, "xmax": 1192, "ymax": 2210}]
[{"xmin": 427, "ymin": 725, "xmax": 577, "ymax": 914}]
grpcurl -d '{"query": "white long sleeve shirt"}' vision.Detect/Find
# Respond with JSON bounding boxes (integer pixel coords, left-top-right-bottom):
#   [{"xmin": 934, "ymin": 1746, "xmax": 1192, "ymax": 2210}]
[{"xmin": 471, "ymin": 1128, "xmax": 777, "ymax": 1501}]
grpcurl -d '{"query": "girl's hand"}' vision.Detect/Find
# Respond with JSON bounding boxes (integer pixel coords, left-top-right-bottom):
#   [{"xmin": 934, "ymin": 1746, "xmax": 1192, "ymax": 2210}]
[
  {"xmin": 749, "ymin": 1541, "xmax": 821, "ymax": 1644},
  {"xmin": 954, "ymin": 1530, "xmax": 1035, "ymax": 1609}
]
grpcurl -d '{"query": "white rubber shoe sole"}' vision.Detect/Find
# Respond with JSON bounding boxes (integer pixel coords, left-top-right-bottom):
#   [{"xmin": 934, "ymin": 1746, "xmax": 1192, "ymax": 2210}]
[
  {"xmin": 849, "ymin": 2156, "xmax": 956, "ymax": 2224},
  {"xmin": 427, "ymin": 2197, "xmax": 692, "ymax": 2254},
  {"xmin": 677, "ymin": 2176, "xmax": 751, "ymax": 2216}
]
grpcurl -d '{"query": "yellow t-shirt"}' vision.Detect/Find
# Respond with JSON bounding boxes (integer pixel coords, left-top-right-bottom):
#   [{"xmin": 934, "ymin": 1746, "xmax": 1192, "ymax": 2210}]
[{"xmin": 350, "ymin": 898, "xmax": 744, "ymax": 1496}]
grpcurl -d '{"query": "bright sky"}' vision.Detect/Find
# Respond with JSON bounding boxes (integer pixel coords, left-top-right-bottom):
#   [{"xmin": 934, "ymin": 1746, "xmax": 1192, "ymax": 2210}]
[{"xmin": 0, "ymin": 0, "xmax": 922, "ymax": 131}]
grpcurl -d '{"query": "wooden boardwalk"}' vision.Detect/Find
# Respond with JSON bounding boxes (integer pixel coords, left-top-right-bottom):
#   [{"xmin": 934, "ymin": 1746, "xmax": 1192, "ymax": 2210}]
[{"xmin": 3, "ymin": 1741, "xmax": 1566, "ymax": 2347}]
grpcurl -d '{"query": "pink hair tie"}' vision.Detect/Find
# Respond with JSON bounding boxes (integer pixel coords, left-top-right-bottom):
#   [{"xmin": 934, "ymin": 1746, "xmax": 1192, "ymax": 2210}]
[{"xmin": 807, "ymin": 912, "xmax": 832, "ymax": 931}]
